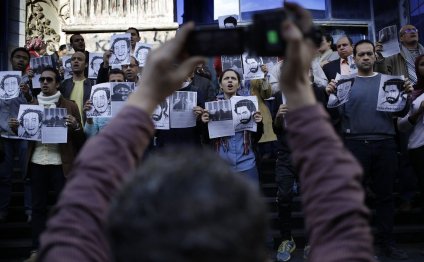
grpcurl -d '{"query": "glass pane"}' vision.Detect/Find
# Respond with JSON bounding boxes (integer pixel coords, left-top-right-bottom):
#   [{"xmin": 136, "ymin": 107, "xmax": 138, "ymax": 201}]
[
  {"xmin": 214, "ymin": 0, "xmax": 239, "ymax": 20},
  {"xmin": 332, "ymin": 0, "xmax": 371, "ymax": 19},
  {"xmin": 240, "ymin": 0, "xmax": 326, "ymax": 20}
]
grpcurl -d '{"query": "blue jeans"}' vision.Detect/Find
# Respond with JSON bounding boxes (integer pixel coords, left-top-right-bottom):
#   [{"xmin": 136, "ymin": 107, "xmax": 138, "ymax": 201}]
[
  {"xmin": 240, "ymin": 166, "xmax": 259, "ymax": 186},
  {"xmin": 0, "ymin": 138, "xmax": 31, "ymax": 216}
]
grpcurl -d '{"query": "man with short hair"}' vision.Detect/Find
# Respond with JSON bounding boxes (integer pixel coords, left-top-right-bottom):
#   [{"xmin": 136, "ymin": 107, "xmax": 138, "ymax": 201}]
[
  {"xmin": 60, "ymin": 51, "xmax": 93, "ymax": 124},
  {"xmin": 70, "ymin": 34, "xmax": 90, "ymax": 77},
  {"xmin": 9, "ymin": 67, "xmax": 84, "ymax": 259},
  {"xmin": 121, "ymin": 56, "xmax": 140, "ymax": 83},
  {"xmin": 326, "ymin": 39, "xmax": 412, "ymax": 260},
  {"xmin": 126, "ymin": 27, "xmax": 141, "ymax": 54},
  {"xmin": 376, "ymin": 24, "xmax": 424, "ymax": 83},
  {"xmin": 0, "ymin": 47, "xmax": 33, "ymax": 223},
  {"xmin": 322, "ymin": 36, "xmax": 356, "ymax": 81}
]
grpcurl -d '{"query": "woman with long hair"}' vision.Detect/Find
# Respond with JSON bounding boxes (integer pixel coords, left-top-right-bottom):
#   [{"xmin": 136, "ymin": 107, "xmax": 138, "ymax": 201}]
[{"xmin": 398, "ymin": 54, "xmax": 424, "ymax": 210}]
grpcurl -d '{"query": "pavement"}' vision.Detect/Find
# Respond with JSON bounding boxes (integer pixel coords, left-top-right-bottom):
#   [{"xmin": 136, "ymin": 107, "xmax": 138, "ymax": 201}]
[{"xmin": 269, "ymin": 243, "xmax": 424, "ymax": 262}]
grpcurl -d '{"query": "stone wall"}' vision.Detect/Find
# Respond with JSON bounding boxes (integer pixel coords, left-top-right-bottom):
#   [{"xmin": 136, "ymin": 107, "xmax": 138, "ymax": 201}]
[{"xmin": 25, "ymin": 0, "xmax": 178, "ymax": 53}]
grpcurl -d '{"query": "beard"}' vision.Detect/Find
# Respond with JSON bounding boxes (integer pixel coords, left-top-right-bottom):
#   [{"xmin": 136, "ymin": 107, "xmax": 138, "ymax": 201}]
[
  {"xmin": 249, "ymin": 66, "xmax": 259, "ymax": 73},
  {"xmin": 386, "ymin": 97, "xmax": 398, "ymax": 104},
  {"xmin": 240, "ymin": 117, "xmax": 250, "ymax": 124}
]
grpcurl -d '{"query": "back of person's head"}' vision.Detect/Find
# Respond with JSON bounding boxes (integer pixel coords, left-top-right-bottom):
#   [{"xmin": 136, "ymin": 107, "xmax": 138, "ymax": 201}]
[{"xmin": 107, "ymin": 147, "xmax": 268, "ymax": 262}]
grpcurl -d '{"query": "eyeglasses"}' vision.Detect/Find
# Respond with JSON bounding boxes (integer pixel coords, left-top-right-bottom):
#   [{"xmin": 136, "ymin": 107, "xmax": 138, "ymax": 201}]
[
  {"xmin": 39, "ymin": 77, "xmax": 54, "ymax": 83},
  {"xmin": 122, "ymin": 64, "xmax": 137, "ymax": 69},
  {"xmin": 403, "ymin": 28, "xmax": 418, "ymax": 34}
]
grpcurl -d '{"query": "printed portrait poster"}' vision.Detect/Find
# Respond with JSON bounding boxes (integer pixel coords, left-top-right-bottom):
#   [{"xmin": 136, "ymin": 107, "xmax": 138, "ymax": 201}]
[
  {"xmin": 17, "ymin": 104, "xmax": 44, "ymax": 141},
  {"xmin": 62, "ymin": 55, "xmax": 73, "ymax": 80},
  {"xmin": 170, "ymin": 91, "xmax": 197, "ymax": 128},
  {"xmin": 88, "ymin": 52, "xmax": 104, "ymax": 79},
  {"xmin": 87, "ymin": 83, "xmax": 112, "ymax": 118},
  {"xmin": 231, "ymin": 95, "xmax": 258, "ymax": 132},
  {"xmin": 30, "ymin": 56, "xmax": 53, "ymax": 88},
  {"xmin": 327, "ymin": 73, "xmax": 356, "ymax": 108},
  {"xmin": 377, "ymin": 75, "xmax": 406, "ymax": 112},
  {"xmin": 218, "ymin": 14, "xmax": 239, "ymax": 29},
  {"xmin": 111, "ymin": 82, "xmax": 135, "ymax": 116},
  {"xmin": 42, "ymin": 108, "xmax": 67, "ymax": 144},
  {"xmin": 242, "ymin": 53, "xmax": 264, "ymax": 81},
  {"xmin": 205, "ymin": 100, "xmax": 235, "ymax": 139},
  {"xmin": 378, "ymin": 25, "xmax": 400, "ymax": 58},
  {"xmin": 261, "ymin": 57, "xmax": 279, "ymax": 71},
  {"xmin": 152, "ymin": 97, "xmax": 170, "ymax": 130},
  {"xmin": 0, "ymin": 71, "xmax": 22, "ymax": 100},
  {"xmin": 109, "ymin": 33, "xmax": 131, "ymax": 66},
  {"xmin": 134, "ymin": 42, "xmax": 152, "ymax": 67},
  {"xmin": 221, "ymin": 55, "xmax": 244, "ymax": 80}
]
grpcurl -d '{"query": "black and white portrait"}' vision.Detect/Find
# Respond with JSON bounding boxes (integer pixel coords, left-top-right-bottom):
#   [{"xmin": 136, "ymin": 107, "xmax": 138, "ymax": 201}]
[
  {"xmin": 242, "ymin": 53, "xmax": 264, "ymax": 80},
  {"xmin": 0, "ymin": 71, "xmax": 21, "ymax": 100},
  {"xmin": 205, "ymin": 100, "xmax": 235, "ymax": 139},
  {"xmin": 221, "ymin": 55, "xmax": 244, "ymax": 80},
  {"xmin": 327, "ymin": 77, "xmax": 355, "ymax": 108},
  {"xmin": 62, "ymin": 55, "xmax": 73, "ymax": 80},
  {"xmin": 87, "ymin": 84, "xmax": 112, "ymax": 117},
  {"xmin": 134, "ymin": 43, "xmax": 151, "ymax": 67},
  {"xmin": 377, "ymin": 76, "xmax": 406, "ymax": 112},
  {"xmin": 207, "ymin": 100, "xmax": 233, "ymax": 121},
  {"xmin": 88, "ymin": 53, "xmax": 103, "ymax": 79},
  {"xmin": 152, "ymin": 98, "xmax": 170, "ymax": 130},
  {"xmin": 30, "ymin": 56, "xmax": 53, "ymax": 88},
  {"xmin": 109, "ymin": 33, "xmax": 131, "ymax": 66},
  {"xmin": 111, "ymin": 82, "xmax": 134, "ymax": 101},
  {"xmin": 42, "ymin": 108, "xmax": 68, "ymax": 144},
  {"xmin": 17, "ymin": 105, "xmax": 44, "ymax": 141},
  {"xmin": 170, "ymin": 91, "xmax": 198, "ymax": 128},
  {"xmin": 378, "ymin": 25, "xmax": 400, "ymax": 57},
  {"xmin": 231, "ymin": 96, "xmax": 258, "ymax": 132},
  {"xmin": 218, "ymin": 15, "xmax": 238, "ymax": 29},
  {"xmin": 172, "ymin": 91, "xmax": 195, "ymax": 111}
]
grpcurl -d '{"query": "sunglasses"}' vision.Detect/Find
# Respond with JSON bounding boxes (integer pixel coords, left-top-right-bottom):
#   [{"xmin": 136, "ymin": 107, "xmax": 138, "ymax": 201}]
[
  {"xmin": 39, "ymin": 77, "xmax": 54, "ymax": 83},
  {"xmin": 403, "ymin": 28, "xmax": 418, "ymax": 34}
]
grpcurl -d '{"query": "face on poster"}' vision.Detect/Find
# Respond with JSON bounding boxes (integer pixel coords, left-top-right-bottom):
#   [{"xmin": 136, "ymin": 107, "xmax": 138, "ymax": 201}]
[
  {"xmin": 377, "ymin": 76, "xmax": 406, "ymax": 112},
  {"xmin": 111, "ymin": 82, "xmax": 134, "ymax": 101},
  {"xmin": 152, "ymin": 98, "xmax": 170, "ymax": 130},
  {"xmin": 18, "ymin": 105, "xmax": 44, "ymax": 141},
  {"xmin": 110, "ymin": 33, "xmax": 131, "ymax": 65},
  {"xmin": 89, "ymin": 53, "xmax": 104, "ymax": 78},
  {"xmin": 242, "ymin": 53, "xmax": 264, "ymax": 80},
  {"xmin": 134, "ymin": 43, "xmax": 151, "ymax": 67},
  {"xmin": 87, "ymin": 84, "xmax": 112, "ymax": 117},
  {"xmin": 231, "ymin": 96, "xmax": 258, "ymax": 132},
  {"xmin": 0, "ymin": 71, "xmax": 22, "ymax": 100}
]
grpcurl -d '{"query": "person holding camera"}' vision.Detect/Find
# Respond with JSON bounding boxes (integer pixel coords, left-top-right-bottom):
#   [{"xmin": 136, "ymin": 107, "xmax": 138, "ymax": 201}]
[{"xmin": 37, "ymin": 3, "xmax": 374, "ymax": 262}]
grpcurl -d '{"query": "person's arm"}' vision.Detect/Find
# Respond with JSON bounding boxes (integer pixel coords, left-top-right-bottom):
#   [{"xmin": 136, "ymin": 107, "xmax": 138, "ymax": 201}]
[
  {"xmin": 83, "ymin": 118, "xmax": 100, "ymax": 137},
  {"xmin": 38, "ymin": 22, "xmax": 205, "ymax": 261},
  {"xmin": 398, "ymin": 100, "xmax": 424, "ymax": 132},
  {"xmin": 281, "ymin": 4, "xmax": 374, "ymax": 262}
]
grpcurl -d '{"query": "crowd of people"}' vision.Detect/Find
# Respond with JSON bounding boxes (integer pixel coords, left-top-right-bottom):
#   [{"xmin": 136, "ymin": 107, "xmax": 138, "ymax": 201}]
[{"xmin": 0, "ymin": 2, "xmax": 423, "ymax": 262}]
